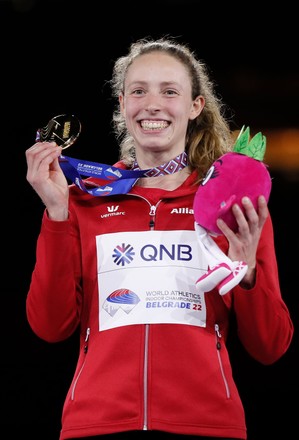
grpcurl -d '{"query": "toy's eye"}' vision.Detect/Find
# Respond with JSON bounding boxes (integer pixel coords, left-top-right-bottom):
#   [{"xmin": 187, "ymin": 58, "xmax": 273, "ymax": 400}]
[
  {"xmin": 201, "ymin": 159, "xmax": 222, "ymax": 186},
  {"xmin": 201, "ymin": 166, "xmax": 215, "ymax": 185},
  {"xmin": 201, "ymin": 166, "xmax": 214, "ymax": 185}
]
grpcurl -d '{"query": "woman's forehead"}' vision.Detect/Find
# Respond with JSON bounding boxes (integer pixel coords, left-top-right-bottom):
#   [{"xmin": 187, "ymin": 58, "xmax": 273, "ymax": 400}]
[{"xmin": 125, "ymin": 52, "xmax": 190, "ymax": 83}]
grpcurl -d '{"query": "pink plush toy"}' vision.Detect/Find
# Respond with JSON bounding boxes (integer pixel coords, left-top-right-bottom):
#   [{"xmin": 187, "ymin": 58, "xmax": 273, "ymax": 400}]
[{"xmin": 193, "ymin": 126, "xmax": 272, "ymax": 295}]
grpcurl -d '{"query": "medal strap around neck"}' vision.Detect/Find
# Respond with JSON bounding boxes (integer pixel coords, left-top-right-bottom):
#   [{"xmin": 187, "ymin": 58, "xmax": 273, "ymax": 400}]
[
  {"xmin": 59, "ymin": 151, "xmax": 188, "ymax": 197},
  {"xmin": 132, "ymin": 151, "xmax": 188, "ymax": 177}
]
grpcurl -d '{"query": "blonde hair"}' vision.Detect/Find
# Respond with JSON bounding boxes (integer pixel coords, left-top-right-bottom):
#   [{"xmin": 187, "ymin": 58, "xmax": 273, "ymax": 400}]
[{"xmin": 110, "ymin": 36, "xmax": 233, "ymax": 181}]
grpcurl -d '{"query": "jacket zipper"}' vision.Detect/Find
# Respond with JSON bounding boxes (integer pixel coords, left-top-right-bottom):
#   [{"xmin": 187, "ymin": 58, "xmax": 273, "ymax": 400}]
[
  {"xmin": 149, "ymin": 205, "xmax": 156, "ymax": 229},
  {"xmin": 71, "ymin": 327, "xmax": 90, "ymax": 400},
  {"xmin": 214, "ymin": 323, "xmax": 230, "ymax": 398},
  {"xmin": 143, "ymin": 324, "xmax": 149, "ymax": 430},
  {"xmin": 143, "ymin": 201, "xmax": 160, "ymax": 429}
]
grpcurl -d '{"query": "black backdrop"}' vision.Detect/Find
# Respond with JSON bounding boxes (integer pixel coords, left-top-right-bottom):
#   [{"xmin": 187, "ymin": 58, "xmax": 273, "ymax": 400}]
[{"xmin": 1, "ymin": 1, "xmax": 298, "ymax": 439}]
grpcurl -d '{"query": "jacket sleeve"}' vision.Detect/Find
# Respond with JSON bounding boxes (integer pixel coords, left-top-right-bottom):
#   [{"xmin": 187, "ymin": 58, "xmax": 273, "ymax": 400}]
[
  {"xmin": 231, "ymin": 215, "xmax": 294, "ymax": 365},
  {"xmin": 26, "ymin": 210, "xmax": 83, "ymax": 343}
]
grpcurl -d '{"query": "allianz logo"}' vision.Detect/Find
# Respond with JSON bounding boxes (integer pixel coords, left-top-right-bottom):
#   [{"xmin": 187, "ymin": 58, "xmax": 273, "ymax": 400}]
[
  {"xmin": 170, "ymin": 207, "xmax": 194, "ymax": 214},
  {"xmin": 101, "ymin": 205, "xmax": 125, "ymax": 218}
]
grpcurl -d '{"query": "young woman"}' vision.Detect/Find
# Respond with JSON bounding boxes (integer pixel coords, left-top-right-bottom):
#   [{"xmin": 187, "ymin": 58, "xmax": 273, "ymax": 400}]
[{"xmin": 25, "ymin": 37, "xmax": 294, "ymax": 440}]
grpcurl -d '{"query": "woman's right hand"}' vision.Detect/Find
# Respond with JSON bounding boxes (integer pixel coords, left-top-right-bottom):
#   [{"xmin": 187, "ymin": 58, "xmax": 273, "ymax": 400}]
[{"xmin": 25, "ymin": 141, "xmax": 69, "ymax": 221}]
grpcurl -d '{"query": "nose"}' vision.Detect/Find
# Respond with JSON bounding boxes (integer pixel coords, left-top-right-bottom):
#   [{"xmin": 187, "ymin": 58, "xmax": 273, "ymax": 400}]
[{"xmin": 145, "ymin": 93, "xmax": 161, "ymax": 112}]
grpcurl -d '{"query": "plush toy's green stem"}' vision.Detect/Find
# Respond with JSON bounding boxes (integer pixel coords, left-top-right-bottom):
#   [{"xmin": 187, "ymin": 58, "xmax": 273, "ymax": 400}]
[{"xmin": 233, "ymin": 126, "xmax": 266, "ymax": 161}]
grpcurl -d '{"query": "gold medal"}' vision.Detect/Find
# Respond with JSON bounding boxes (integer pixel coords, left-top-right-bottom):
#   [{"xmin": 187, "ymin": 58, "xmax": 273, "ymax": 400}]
[{"xmin": 36, "ymin": 114, "xmax": 81, "ymax": 149}]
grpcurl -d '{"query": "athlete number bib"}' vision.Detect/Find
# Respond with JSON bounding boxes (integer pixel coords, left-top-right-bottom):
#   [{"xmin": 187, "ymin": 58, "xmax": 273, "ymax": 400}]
[{"xmin": 96, "ymin": 230, "xmax": 208, "ymax": 331}]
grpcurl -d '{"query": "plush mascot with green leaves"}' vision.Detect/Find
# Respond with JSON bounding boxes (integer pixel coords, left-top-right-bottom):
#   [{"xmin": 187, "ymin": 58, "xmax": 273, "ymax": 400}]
[{"xmin": 193, "ymin": 126, "xmax": 272, "ymax": 295}]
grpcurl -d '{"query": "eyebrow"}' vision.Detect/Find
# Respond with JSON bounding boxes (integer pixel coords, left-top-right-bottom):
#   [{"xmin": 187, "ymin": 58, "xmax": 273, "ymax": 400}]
[{"xmin": 127, "ymin": 80, "xmax": 182, "ymax": 88}]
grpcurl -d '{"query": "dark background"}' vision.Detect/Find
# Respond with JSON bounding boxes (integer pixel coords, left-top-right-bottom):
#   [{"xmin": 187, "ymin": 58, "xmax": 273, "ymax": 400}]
[{"xmin": 1, "ymin": 0, "xmax": 298, "ymax": 439}]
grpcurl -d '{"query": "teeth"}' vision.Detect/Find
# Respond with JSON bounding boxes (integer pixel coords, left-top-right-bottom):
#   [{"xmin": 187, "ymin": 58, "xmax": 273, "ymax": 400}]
[{"xmin": 141, "ymin": 121, "xmax": 168, "ymax": 130}]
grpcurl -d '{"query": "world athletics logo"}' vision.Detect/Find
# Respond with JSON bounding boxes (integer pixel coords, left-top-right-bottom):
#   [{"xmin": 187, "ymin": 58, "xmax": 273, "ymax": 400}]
[{"xmin": 102, "ymin": 289, "xmax": 140, "ymax": 316}]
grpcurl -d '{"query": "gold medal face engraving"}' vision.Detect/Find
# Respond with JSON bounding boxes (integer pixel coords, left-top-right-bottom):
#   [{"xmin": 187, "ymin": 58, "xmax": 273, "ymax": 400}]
[{"xmin": 36, "ymin": 114, "xmax": 81, "ymax": 149}]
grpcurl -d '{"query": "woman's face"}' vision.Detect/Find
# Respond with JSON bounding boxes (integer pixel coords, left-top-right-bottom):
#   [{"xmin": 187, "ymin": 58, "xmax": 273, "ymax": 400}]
[{"xmin": 119, "ymin": 52, "xmax": 204, "ymax": 159}]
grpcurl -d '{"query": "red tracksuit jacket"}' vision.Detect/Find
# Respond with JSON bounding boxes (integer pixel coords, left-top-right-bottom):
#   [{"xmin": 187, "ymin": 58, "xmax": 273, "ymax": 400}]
[{"xmin": 26, "ymin": 168, "xmax": 294, "ymax": 440}]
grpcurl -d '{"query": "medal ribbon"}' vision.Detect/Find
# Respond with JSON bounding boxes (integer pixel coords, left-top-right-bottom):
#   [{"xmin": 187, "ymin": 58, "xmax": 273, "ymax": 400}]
[
  {"xmin": 35, "ymin": 115, "xmax": 187, "ymax": 197},
  {"xmin": 58, "ymin": 151, "xmax": 188, "ymax": 197}
]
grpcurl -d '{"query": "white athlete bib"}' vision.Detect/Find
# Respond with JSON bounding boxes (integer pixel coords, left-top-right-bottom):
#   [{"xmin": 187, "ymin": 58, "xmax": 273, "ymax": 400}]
[{"xmin": 96, "ymin": 230, "xmax": 207, "ymax": 331}]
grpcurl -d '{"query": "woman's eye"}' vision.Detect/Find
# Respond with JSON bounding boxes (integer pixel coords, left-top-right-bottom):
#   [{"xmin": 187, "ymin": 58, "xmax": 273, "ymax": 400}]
[
  {"xmin": 165, "ymin": 89, "xmax": 177, "ymax": 95},
  {"xmin": 132, "ymin": 89, "xmax": 144, "ymax": 95}
]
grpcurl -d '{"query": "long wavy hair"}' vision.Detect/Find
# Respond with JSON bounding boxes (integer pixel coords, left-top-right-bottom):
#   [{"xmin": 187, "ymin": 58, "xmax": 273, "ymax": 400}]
[{"xmin": 110, "ymin": 36, "xmax": 234, "ymax": 182}]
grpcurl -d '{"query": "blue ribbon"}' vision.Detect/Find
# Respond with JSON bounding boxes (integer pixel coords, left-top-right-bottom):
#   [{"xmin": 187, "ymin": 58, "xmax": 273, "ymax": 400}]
[{"xmin": 59, "ymin": 155, "xmax": 151, "ymax": 197}]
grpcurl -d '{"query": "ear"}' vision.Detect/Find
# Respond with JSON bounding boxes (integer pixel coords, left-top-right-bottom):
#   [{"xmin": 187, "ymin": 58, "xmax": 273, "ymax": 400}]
[
  {"xmin": 189, "ymin": 95, "xmax": 205, "ymax": 120},
  {"xmin": 119, "ymin": 93, "xmax": 125, "ymax": 115}
]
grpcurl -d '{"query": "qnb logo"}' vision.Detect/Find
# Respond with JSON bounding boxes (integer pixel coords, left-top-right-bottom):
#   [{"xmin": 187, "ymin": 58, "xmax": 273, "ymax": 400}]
[
  {"xmin": 103, "ymin": 288, "xmax": 140, "ymax": 316},
  {"xmin": 112, "ymin": 242, "xmax": 193, "ymax": 267},
  {"xmin": 141, "ymin": 244, "xmax": 192, "ymax": 261},
  {"xmin": 113, "ymin": 243, "xmax": 135, "ymax": 266},
  {"xmin": 170, "ymin": 207, "xmax": 194, "ymax": 214}
]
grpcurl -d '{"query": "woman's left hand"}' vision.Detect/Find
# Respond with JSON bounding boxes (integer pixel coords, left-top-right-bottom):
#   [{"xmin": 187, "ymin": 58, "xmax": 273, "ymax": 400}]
[{"xmin": 216, "ymin": 195, "xmax": 269, "ymax": 288}]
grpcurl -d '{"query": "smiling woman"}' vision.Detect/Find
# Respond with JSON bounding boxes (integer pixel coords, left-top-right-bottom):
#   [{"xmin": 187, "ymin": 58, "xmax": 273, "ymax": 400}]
[
  {"xmin": 24, "ymin": 36, "xmax": 294, "ymax": 440},
  {"xmin": 0, "ymin": 0, "xmax": 297, "ymax": 438}
]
